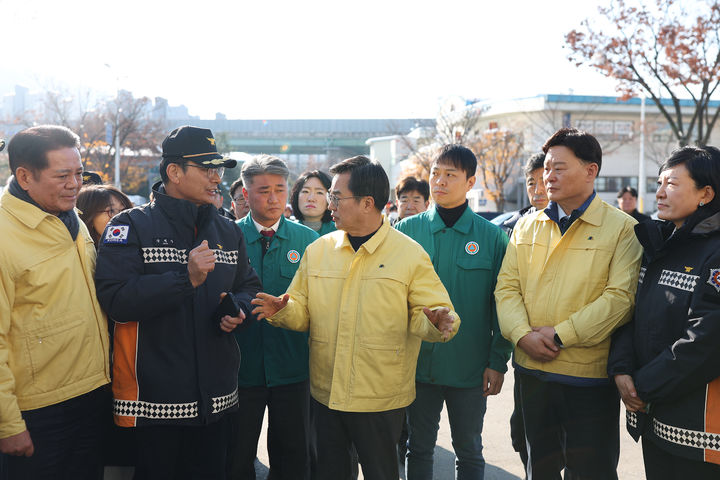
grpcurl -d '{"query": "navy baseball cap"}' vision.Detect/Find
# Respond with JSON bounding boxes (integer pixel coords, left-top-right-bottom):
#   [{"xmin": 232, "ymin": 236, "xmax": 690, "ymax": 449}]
[
  {"xmin": 82, "ymin": 171, "xmax": 103, "ymax": 185},
  {"xmin": 161, "ymin": 126, "xmax": 236, "ymax": 168}
]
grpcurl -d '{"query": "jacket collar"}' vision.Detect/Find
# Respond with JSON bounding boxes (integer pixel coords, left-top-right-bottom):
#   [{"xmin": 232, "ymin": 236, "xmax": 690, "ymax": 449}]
[
  {"xmin": 242, "ymin": 214, "xmax": 290, "ymax": 244},
  {"xmin": 538, "ymin": 194, "xmax": 603, "ymax": 227},
  {"xmin": 1, "ymin": 188, "xmax": 79, "ymax": 231},
  {"xmin": 636, "ymin": 210, "xmax": 720, "ymax": 261},
  {"xmin": 427, "ymin": 204, "xmax": 474, "ymax": 234},
  {"xmin": 153, "ymin": 183, "xmax": 215, "ymax": 231},
  {"xmin": 334, "ymin": 216, "xmax": 390, "ymax": 254}
]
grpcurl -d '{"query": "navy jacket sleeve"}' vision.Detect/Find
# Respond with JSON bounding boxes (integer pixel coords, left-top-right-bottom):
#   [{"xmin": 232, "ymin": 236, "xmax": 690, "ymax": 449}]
[
  {"xmin": 607, "ymin": 320, "xmax": 637, "ymax": 377},
  {"xmin": 634, "ymin": 252, "xmax": 720, "ymax": 403},
  {"xmin": 230, "ymin": 232, "xmax": 262, "ymax": 316},
  {"xmin": 94, "ymin": 212, "xmax": 196, "ymax": 323}
]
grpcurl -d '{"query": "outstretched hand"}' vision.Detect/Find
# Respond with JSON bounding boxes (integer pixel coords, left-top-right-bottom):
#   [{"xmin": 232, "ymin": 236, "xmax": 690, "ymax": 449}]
[
  {"xmin": 251, "ymin": 293, "xmax": 290, "ymax": 320},
  {"xmin": 423, "ymin": 307, "xmax": 455, "ymax": 340}
]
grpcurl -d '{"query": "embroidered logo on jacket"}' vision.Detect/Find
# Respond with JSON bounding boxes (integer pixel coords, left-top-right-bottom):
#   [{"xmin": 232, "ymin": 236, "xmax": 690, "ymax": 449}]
[
  {"xmin": 103, "ymin": 225, "xmax": 130, "ymax": 244},
  {"xmin": 287, "ymin": 250, "xmax": 300, "ymax": 263},
  {"xmin": 708, "ymin": 268, "xmax": 720, "ymax": 293},
  {"xmin": 658, "ymin": 269, "xmax": 700, "ymax": 292},
  {"xmin": 465, "ymin": 241, "xmax": 479, "ymax": 255}
]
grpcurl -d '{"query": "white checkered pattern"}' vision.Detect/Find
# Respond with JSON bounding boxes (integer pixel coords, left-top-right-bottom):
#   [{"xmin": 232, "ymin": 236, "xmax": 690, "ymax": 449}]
[
  {"xmin": 142, "ymin": 247, "xmax": 189, "ymax": 264},
  {"xmin": 212, "ymin": 249, "xmax": 239, "ymax": 265},
  {"xmin": 627, "ymin": 411, "xmax": 638, "ymax": 428},
  {"xmin": 653, "ymin": 417, "xmax": 720, "ymax": 451},
  {"xmin": 638, "ymin": 267, "xmax": 646, "ymax": 285},
  {"xmin": 658, "ymin": 269, "xmax": 699, "ymax": 292},
  {"xmin": 211, "ymin": 389, "xmax": 239, "ymax": 414},
  {"xmin": 113, "ymin": 399, "xmax": 198, "ymax": 419}
]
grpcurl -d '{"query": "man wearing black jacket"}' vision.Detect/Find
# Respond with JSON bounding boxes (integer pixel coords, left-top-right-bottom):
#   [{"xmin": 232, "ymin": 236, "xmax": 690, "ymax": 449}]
[{"xmin": 95, "ymin": 126, "xmax": 262, "ymax": 479}]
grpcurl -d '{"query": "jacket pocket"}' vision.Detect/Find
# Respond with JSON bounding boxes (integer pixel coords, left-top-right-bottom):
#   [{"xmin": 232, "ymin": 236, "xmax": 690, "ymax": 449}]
[
  {"xmin": 352, "ymin": 339, "xmax": 406, "ymax": 399},
  {"xmin": 280, "ymin": 263, "xmax": 298, "ymax": 279},
  {"xmin": 456, "ymin": 255, "xmax": 492, "ymax": 270},
  {"xmin": 22, "ymin": 310, "xmax": 102, "ymax": 394},
  {"xmin": 309, "ymin": 335, "xmax": 333, "ymax": 395}
]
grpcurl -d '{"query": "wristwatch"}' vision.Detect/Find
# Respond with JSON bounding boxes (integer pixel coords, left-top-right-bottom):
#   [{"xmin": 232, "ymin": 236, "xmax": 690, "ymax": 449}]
[{"xmin": 553, "ymin": 333, "xmax": 565, "ymax": 349}]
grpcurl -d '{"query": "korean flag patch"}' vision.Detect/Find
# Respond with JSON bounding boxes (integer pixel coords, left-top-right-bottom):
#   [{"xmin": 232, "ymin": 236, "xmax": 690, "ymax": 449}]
[
  {"xmin": 103, "ymin": 225, "xmax": 130, "ymax": 244},
  {"xmin": 707, "ymin": 268, "xmax": 720, "ymax": 293}
]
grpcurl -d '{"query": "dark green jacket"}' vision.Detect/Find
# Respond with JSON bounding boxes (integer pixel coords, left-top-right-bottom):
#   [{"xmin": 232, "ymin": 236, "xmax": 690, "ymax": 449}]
[
  {"xmin": 396, "ymin": 206, "xmax": 511, "ymax": 387},
  {"xmin": 316, "ymin": 221, "xmax": 336, "ymax": 236},
  {"xmin": 235, "ymin": 215, "xmax": 319, "ymax": 387}
]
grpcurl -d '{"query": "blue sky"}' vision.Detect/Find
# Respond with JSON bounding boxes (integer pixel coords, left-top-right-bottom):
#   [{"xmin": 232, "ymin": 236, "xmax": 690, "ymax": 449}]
[{"xmin": 0, "ymin": 0, "xmax": 621, "ymax": 119}]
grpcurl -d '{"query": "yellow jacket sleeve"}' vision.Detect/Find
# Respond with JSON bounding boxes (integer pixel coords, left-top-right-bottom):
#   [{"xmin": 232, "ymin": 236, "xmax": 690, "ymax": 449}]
[
  {"xmin": 494, "ymin": 227, "xmax": 532, "ymax": 346},
  {"xmin": 0, "ymin": 268, "xmax": 27, "ymax": 439},
  {"xmin": 267, "ymin": 252, "xmax": 311, "ymax": 332},
  {"xmin": 407, "ymin": 249, "xmax": 460, "ymax": 343},
  {"xmin": 553, "ymin": 219, "xmax": 643, "ymax": 347}
]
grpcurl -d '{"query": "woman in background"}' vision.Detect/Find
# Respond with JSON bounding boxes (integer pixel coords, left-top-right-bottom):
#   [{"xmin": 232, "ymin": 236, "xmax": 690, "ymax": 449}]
[
  {"xmin": 290, "ymin": 170, "xmax": 335, "ymax": 235},
  {"xmin": 77, "ymin": 184, "xmax": 133, "ymax": 246},
  {"xmin": 608, "ymin": 146, "xmax": 720, "ymax": 479}
]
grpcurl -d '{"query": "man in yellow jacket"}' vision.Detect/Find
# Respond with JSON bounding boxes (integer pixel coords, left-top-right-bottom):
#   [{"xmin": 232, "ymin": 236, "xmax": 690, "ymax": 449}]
[
  {"xmin": 0, "ymin": 126, "xmax": 111, "ymax": 478},
  {"xmin": 495, "ymin": 128, "xmax": 642, "ymax": 480},
  {"xmin": 252, "ymin": 155, "xmax": 459, "ymax": 480}
]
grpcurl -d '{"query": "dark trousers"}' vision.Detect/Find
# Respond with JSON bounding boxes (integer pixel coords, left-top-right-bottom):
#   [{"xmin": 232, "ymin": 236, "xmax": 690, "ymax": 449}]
[
  {"xmin": 226, "ymin": 380, "xmax": 310, "ymax": 480},
  {"xmin": 517, "ymin": 371, "xmax": 620, "ymax": 480},
  {"xmin": 642, "ymin": 435, "xmax": 720, "ymax": 480},
  {"xmin": 510, "ymin": 370, "xmax": 529, "ymax": 475},
  {"xmin": 6, "ymin": 387, "xmax": 104, "ymax": 480},
  {"xmin": 135, "ymin": 416, "xmax": 229, "ymax": 480},
  {"xmin": 312, "ymin": 398, "xmax": 404, "ymax": 480}
]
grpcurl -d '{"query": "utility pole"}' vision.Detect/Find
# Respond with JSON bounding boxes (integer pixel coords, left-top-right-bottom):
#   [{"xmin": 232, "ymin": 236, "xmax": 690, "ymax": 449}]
[{"xmin": 638, "ymin": 96, "xmax": 646, "ymax": 212}]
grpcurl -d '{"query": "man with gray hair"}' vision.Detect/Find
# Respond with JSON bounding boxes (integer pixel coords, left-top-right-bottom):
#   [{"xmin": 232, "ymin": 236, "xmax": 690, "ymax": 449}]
[{"xmin": 227, "ymin": 154, "xmax": 319, "ymax": 480}]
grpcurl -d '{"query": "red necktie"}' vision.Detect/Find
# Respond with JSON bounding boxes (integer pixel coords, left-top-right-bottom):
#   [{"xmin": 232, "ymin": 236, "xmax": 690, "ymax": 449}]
[{"xmin": 260, "ymin": 230, "xmax": 274, "ymax": 255}]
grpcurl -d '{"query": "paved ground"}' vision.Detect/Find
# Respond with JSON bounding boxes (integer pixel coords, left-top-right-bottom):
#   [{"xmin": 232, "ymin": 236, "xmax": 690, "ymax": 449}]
[
  {"xmin": 252, "ymin": 373, "xmax": 646, "ymax": 479},
  {"xmin": 106, "ymin": 373, "xmax": 646, "ymax": 479}
]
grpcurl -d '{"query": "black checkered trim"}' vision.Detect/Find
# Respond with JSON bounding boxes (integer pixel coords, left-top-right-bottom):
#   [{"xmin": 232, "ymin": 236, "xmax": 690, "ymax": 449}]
[
  {"xmin": 627, "ymin": 411, "xmax": 638, "ymax": 428},
  {"xmin": 211, "ymin": 389, "xmax": 239, "ymax": 414},
  {"xmin": 658, "ymin": 269, "xmax": 699, "ymax": 292},
  {"xmin": 142, "ymin": 247, "xmax": 189, "ymax": 264},
  {"xmin": 212, "ymin": 249, "xmax": 238, "ymax": 265},
  {"xmin": 638, "ymin": 267, "xmax": 646, "ymax": 285},
  {"xmin": 653, "ymin": 417, "xmax": 720, "ymax": 451},
  {"xmin": 113, "ymin": 399, "xmax": 198, "ymax": 419}
]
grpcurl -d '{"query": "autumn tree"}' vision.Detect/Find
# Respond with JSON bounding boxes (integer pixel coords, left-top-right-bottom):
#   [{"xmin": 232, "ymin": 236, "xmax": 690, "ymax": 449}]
[
  {"xmin": 17, "ymin": 88, "xmax": 165, "ymax": 195},
  {"xmin": 471, "ymin": 129, "xmax": 524, "ymax": 212},
  {"xmin": 566, "ymin": 0, "xmax": 720, "ymax": 146},
  {"xmin": 398, "ymin": 100, "xmax": 485, "ymax": 180}
]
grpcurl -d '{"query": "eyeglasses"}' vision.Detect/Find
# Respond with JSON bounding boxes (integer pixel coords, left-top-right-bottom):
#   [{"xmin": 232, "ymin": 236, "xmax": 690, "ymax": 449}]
[
  {"xmin": 233, "ymin": 196, "xmax": 246, "ymax": 203},
  {"xmin": 326, "ymin": 192, "xmax": 363, "ymax": 207},
  {"xmin": 185, "ymin": 164, "xmax": 225, "ymax": 179},
  {"xmin": 104, "ymin": 207, "xmax": 120, "ymax": 217}
]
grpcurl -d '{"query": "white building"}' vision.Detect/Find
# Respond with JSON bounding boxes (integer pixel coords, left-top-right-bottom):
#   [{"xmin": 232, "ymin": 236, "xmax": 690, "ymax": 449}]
[{"xmin": 369, "ymin": 94, "xmax": 720, "ymax": 213}]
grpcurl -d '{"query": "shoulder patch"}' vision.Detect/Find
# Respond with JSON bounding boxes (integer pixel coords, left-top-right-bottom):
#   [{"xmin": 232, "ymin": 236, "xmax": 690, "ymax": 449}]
[
  {"xmin": 103, "ymin": 225, "xmax": 130, "ymax": 244},
  {"xmin": 707, "ymin": 268, "xmax": 720, "ymax": 293}
]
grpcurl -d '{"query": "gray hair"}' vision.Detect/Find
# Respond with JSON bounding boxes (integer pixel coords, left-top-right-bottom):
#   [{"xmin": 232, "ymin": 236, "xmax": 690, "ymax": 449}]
[{"xmin": 240, "ymin": 154, "xmax": 290, "ymax": 185}]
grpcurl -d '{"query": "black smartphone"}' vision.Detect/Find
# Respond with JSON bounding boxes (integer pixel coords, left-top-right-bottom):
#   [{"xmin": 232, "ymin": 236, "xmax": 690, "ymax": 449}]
[{"xmin": 216, "ymin": 293, "xmax": 240, "ymax": 322}]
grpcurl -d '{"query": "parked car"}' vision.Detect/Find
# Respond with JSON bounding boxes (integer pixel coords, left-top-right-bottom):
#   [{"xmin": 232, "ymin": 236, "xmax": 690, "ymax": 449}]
[{"xmin": 490, "ymin": 211, "xmax": 518, "ymax": 226}]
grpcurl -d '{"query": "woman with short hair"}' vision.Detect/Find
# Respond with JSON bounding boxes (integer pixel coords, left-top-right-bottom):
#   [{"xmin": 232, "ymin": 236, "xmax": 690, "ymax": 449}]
[{"xmin": 608, "ymin": 145, "xmax": 720, "ymax": 479}]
